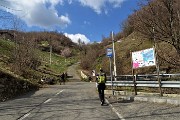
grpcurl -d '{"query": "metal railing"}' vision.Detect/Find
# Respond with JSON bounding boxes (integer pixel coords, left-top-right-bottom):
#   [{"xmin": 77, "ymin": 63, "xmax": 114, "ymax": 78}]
[{"xmin": 106, "ymin": 74, "xmax": 180, "ymax": 95}]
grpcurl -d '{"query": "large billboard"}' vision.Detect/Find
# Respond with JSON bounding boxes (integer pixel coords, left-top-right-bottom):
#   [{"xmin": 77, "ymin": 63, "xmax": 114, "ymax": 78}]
[{"xmin": 132, "ymin": 48, "xmax": 156, "ymax": 69}]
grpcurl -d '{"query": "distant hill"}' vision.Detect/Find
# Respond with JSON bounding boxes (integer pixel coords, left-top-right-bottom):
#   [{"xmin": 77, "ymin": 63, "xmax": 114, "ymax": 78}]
[
  {"xmin": 0, "ymin": 29, "xmax": 80, "ymax": 76},
  {"xmin": 0, "ymin": 30, "xmax": 79, "ymax": 101},
  {"xmin": 0, "ymin": 30, "xmax": 78, "ymax": 54}
]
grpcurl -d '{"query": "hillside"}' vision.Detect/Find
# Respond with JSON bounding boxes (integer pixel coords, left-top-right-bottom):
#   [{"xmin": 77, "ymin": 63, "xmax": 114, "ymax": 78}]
[
  {"xmin": 0, "ymin": 30, "xmax": 79, "ymax": 101},
  {"xmin": 80, "ymin": 32, "xmax": 180, "ymax": 75},
  {"xmin": 118, "ymin": 32, "xmax": 180, "ymax": 74}
]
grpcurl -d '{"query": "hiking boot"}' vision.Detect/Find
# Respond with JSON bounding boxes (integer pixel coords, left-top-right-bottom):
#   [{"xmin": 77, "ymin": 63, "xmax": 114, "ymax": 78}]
[{"xmin": 101, "ymin": 102, "xmax": 103, "ymax": 106}]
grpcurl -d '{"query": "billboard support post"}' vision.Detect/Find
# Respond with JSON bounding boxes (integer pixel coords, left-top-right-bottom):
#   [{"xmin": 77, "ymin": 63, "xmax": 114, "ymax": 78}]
[
  {"xmin": 153, "ymin": 27, "xmax": 163, "ymax": 96},
  {"xmin": 131, "ymin": 51, "xmax": 137, "ymax": 95}
]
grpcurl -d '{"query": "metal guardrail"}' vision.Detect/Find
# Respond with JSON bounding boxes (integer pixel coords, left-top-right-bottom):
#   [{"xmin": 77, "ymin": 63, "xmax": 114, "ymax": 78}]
[
  {"xmin": 106, "ymin": 81, "xmax": 180, "ymax": 88},
  {"xmin": 106, "ymin": 74, "xmax": 180, "ymax": 88},
  {"xmin": 107, "ymin": 73, "xmax": 180, "ymax": 79}
]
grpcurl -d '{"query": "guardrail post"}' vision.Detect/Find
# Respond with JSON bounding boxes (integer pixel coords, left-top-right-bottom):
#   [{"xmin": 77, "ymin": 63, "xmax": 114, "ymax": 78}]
[
  {"xmin": 132, "ymin": 71, "xmax": 137, "ymax": 95},
  {"xmin": 157, "ymin": 73, "xmax": 163, "ymax": 96}
]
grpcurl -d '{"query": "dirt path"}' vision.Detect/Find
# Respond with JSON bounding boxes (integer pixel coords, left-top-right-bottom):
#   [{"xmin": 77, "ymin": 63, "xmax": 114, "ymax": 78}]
[{"xmin": 66, "ymin": 63, "xmax": 81, "ymax": 82}]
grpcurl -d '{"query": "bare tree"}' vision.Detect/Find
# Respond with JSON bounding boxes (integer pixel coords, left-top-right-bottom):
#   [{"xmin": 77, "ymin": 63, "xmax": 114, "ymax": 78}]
[
  {"xmin": 134, "ymin": 0, "xmax": 180, "ymax": 55},
  {"xmin": 121, "ymin": 15, "xmax": 135, "ymax": 37},
  {"xmin": 61, "ymin": 47, "xmax": 72, "ymax": 58},
  {"xmin": 11, "ymin": 33, "xmax": 40, "ymax": 75}
]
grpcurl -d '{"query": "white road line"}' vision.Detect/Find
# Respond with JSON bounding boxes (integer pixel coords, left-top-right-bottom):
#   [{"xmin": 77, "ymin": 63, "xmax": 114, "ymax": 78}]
[
  {"xmin": 44, "ymin": 98, "xmax": 52, "ymax": 103},
  {"xmin": 18, "ymin": 90, "xmax": 64, "ymax": 120},
  {"xmin": 105, "ymin": 99, "xmax": 125, "ymax": 120},
  {"xmin": 19, "ymin": 89, "xmax": 64, "ymax": 119},
  {"xmin": 18, "ymin": 113, "xmax": 31, "ymax": 120},
  {"xmin": 55, "ymin": 90, "xmax": 64, "ymax": 96}
]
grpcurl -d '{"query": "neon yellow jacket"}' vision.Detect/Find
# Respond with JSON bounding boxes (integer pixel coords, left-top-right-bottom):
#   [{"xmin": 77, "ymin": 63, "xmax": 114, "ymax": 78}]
[{"xmin": 97, "ymin": 73, "xmax": 106, "ymax": 83}]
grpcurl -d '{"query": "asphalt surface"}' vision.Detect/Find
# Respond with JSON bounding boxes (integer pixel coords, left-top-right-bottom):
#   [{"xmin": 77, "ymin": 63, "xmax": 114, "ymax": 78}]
[
  {"xmin": 66, "ymin": 63, "xmax": 81, "ymax": 82},
  {"xmin": 107, "ymin": 92, "xmax": 180, "ymax": 120},
  {"xmin": 0, "ymin": 83, "xmax": 119, "ymax": 120},
  {"xmin": 0, "ymin": 63, "xmax": 180, "ymax": 120},
  {"xmin": 0, "ymin": 82, "xmax": 180, "ymax": 120}
]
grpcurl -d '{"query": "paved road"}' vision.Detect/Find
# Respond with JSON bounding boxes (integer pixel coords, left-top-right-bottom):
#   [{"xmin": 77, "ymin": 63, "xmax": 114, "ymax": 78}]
[
  {"xmin": 0, "ymin": 83, "xmax": 119, "ymax": 120},
  {"xmin": 1, "ymin": 82, "xmax": 180, "ymax": 120},
  {"xmin": 66, "ymin": 63, "xmax": 81, "ymax": 82},
  {"xmin": 107, "ymin": 95, "xmax": 180, "ymax": 120},
  {"xmin": 0, "ymin": 63, "xmax": 180, "ymax": 120}
]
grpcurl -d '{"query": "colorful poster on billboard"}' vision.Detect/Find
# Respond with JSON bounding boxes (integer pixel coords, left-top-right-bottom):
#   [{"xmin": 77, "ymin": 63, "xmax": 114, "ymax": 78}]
[{"xmin": 132, "ymin": 48, "xmax": 156, "ymax": 69}]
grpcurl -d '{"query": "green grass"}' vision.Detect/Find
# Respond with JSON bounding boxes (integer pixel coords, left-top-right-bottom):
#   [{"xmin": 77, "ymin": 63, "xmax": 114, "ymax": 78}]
[
  {"xmin": 95, "ymin": 32, "xmax": 155, "ymax": 75},
  {"xmin": 0, "ymin": 38, "xmax": 78, "ymax": 83},
  {"xmin": 0, "ymin": 39, "xmax": 14, "ymax": 57},
  {"xmin": 38, "ymin": 50, "xmax": 77, "ymax": 74},
  {"xmin": 40, "ymin": 41, "xmax": 49, "ymax": 47}
]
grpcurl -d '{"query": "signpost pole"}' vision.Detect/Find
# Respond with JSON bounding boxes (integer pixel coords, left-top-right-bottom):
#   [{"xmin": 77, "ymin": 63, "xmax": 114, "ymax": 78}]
[
  {"xmin": 107, "ymin": 48, "xmax": 114, "ymax": 95},
  {"xmin": 109, "ymin": 58, "xmax": 113, "ymax": 95},
  {"xmin": 112, "ymin": 31, "xmax": 117, "ymax": 81}
]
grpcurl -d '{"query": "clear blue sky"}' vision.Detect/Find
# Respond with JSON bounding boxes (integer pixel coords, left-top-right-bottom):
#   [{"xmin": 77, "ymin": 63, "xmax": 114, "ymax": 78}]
[{"xmin": 0, "ymin": 0, "xmax": 139, "ymax": 43}]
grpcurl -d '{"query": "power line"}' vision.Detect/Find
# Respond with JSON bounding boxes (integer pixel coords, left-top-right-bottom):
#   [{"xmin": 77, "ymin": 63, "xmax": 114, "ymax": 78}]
[
  {"xmin": 0, "ymin": 0, "xmax": 22, "ymax": 12},
  {"xmin": 0, "ymin": 1, "xmax": 28, "ymax": 19},
  {"xmin": 0, "ymin": 4, "xmax": 22, "ymax": 11}
]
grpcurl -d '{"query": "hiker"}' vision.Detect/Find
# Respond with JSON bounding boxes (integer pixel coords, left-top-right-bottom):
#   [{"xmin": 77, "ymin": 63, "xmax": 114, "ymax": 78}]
[
  {"xmin": 60, "ymin": 73, "xmax": 65, "ymax": 85},
  {"xmin": 64, "ymin": 72, "xmax": 68, "ymax": 81},
  {"xmin": 88, "ymin": 76, "xmax": 92, "ymax": 82},
  {"xmin": 96, "ymin": 68, "xmax": 107, "ymax": 105}
]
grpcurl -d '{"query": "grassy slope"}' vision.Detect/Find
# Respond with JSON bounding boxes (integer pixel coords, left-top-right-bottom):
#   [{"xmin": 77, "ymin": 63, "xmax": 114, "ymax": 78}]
[
  {"xmin": 0, "ymin": 38, "xmax": 77, "ymax": 84},
  {"xmin": 115, "ymin": 32, "xmax": 155, "ymax": 74},
  {"xmin": 100, "ymin": 32, "xmax": 179, "ymax": 75},
  {"xmin": 0, "ymin": 39, "xmax": 14, "ymax": 73},
  {"xmin": 98, "ymin": 32, "xmax": 154, "ymax": 75}
]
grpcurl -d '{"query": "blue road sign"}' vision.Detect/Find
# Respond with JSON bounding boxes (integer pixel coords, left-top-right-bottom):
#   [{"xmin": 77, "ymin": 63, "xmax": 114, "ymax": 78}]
[{"xmin": 106, "ymin": 48, "xmax": 113, "ymax": 58}]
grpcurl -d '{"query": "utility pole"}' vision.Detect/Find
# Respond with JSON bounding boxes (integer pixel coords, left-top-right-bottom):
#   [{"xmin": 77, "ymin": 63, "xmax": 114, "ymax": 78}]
[
  {"xmin": 50, "ymin": 45, "xmax": 52, "ymax": 65},
  {"xmin": 112, "ymin": 31, "xmax": 117, "ymax": 81}
]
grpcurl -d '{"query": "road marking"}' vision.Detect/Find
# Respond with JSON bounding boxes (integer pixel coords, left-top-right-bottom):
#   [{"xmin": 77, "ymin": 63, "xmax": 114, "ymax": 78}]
[
  {"xmin": 44, "ymin": 98, "xmax": 52, "ymax": 103},
  {"xmin": 105, "ymin": 99, "xmax": 125, "ymax": 120},
  {"xmin": 55, "ymin": 90, "xmax": 64, "ymax": 96},
  {"xmin": 18, "ymin": 113, "xmax": 31, "ymax": 120},
  {"xmin": 19, "ymin": 89, "xmax": 64, "ymax": 119},
  {"xmin": 44, "ymin": 90, "xmax": 64, "ymax": 104}
]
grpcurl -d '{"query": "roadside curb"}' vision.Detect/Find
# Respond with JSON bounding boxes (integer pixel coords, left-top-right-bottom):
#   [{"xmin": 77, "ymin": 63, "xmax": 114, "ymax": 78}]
[
  {"xmin": 105, "ymin": 90, "xmax": 180, "ymax": 106},
  {"xmin": 117, "ymin": 95, "xmax": 180, "ymax": 106}
]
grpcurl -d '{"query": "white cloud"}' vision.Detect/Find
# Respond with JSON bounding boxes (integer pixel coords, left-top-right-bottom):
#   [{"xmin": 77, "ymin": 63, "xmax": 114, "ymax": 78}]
[
  {"xmin": 0, "ymin": 0, "xmax": 71, "ymax": 29},
  {"xmin": 78, "ymin": 0, "xmax": 104, "ymax": 14},
  {"xmin": 64, "ymin": 33, "xmax": 90, "ymax": 44},
  {"xmin": 78, "ymin": 0, "xmax": 126, "ymax": 14},
  {"xmin": 108, "ymin": 0, "xmax": 125, "ymax": 8},
  {"xmin": 0, "ymin": 0, "xmax": 126, "ymax": 29}
]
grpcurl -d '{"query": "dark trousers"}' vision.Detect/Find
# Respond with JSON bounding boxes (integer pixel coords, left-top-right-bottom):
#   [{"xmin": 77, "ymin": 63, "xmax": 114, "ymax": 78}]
[{"xmin": 97, "ymin": 83, "xmax": 106, "ymax": 103}]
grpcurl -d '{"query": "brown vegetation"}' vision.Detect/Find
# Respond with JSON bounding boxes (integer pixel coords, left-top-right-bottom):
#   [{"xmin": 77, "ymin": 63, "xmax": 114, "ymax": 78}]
[
  {"xmin": 128, "ymin": 0, "xmax": 180, "ymax": 55},
  {"xmin": 80, "ymin": 0, "xmax": 180, "ymax": 75},
  {"xmin": 0, "ymin": 70, "xmax": 39, "ymax": 102}
]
